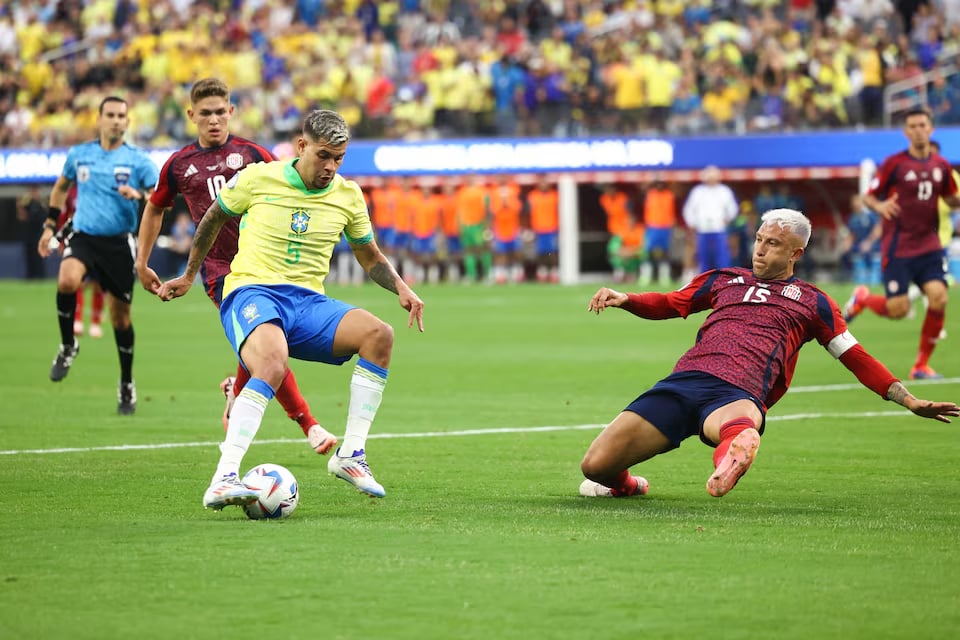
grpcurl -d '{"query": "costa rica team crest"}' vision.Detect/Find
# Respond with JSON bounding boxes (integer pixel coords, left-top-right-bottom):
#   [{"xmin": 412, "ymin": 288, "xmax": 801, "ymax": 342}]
[
  {"xmin": 781, "ymin": 284, "xmax": 802, "ymax": 302},
  {"xmin": 291, "ymin": 210, "xmax": 310, "ymax": 235}
]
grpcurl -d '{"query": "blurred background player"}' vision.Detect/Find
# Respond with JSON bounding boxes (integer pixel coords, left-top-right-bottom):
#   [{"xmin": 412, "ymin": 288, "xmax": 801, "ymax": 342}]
[
  {"xmin": 528, "ymin": 174, "xmax": 559, "ymax": 283},
  {"xmin": 728, "ymin": 200, "xmax": 760, "ymax": 270},
  {"xmin": 458, "ymin": 174, "xmax": 491, "ymax": 283},
  {"xmin": 489, "ymin": 174, "xmax": 524, "ymax": 284},
  {"xmin": 136, "ymin": 78, "xmax": 334, "ymax": 453},
  {"xmin": 607, "ymin": 210, "xmax": 645, "ymax": 283},
  {"xmin": 395, "ymin": 176, "xmax": 417, "ymax": 280},
  {"xmin": 641, "ymin": 174, "xmax": 677, "ymax": 285},
  {"xmin": 840, "ymin": 193, "xmax": 882, "ymax": 285},
  {"xmin": 39, "ymin": 96, "xmax": 158, "ymax": 415},
  {"xmin": 844, "ymin": 107, "xmax": 960, "ymax": 380},
  {"xmin": 410, "ymin": 183, "xmax": 444, "ymax": 285},
  {"xmin": 439, "ymin": 178, "xmax": 462, "ymax": 283},
  {"xmin": 368, "ymin": 176, "xmax": 398, "ymax": 266},
  {"xmin": 599, "ymin": 183, "xmax": 631, "ymax": 277},
  {"xmin": 931, "ymin": 139, "xmax": 960, "ymax": 281}
]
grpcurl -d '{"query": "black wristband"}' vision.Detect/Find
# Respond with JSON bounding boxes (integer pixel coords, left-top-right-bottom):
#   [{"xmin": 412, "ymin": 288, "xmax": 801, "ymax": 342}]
[{"xmin": 46, "ymin": 207, "xmax": 61, "ymax": 226}]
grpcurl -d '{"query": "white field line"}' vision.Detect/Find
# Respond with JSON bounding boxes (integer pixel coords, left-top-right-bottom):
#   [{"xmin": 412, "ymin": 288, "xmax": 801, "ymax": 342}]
[{"xmin": 4, "ymin": 375, "xmax": 959, "ymax": 456}]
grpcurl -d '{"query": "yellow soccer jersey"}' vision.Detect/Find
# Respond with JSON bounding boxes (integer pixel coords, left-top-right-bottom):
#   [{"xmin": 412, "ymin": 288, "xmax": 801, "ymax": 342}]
[
  {"xmin": 217, "ymin": 159, "xmax": 373, "ymax": 297},
  {"xmin": 938, "ymin": 168, "xmax": 960, "ymax": 247}
]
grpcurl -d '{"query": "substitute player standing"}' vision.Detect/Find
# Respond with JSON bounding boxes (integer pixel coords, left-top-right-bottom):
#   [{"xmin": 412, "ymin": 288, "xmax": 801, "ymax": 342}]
[
  {"xmin": 844, "ymin": 107, "xmax": 960, "ymax": 379},
  {"xmin": 136, "ymin": 78, "xmax": 335, "ymax": 454},
  {"xmin": 580, "ymin": 208, "xmax": 958, "ymax": 500}
]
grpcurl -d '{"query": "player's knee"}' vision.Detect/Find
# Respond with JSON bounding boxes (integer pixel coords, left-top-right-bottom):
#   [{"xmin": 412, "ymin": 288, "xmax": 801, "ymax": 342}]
[
  {"xmin": 255, "ymin": 359, "xmax": 287, "ymax": 389},
  {"xmin": 887, "ymin": 299, "xmax": 910, "ymax": 318},
  {"xmin": 580, "ymin": 449, "xmax": 610, "ymax": 480},
  {"xmin": 363, "ymin": 318, "xmax": 394, "ymax": 354},
  {"xmin": 927, "ymin": 290, "xmax": 948, "ymax": 311}
]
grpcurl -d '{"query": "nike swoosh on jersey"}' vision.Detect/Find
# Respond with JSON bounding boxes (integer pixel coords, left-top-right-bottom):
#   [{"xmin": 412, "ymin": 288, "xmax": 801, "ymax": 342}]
[{"xmin": 264, "ymin": 196, "xmax": 285, "ymax": 202}]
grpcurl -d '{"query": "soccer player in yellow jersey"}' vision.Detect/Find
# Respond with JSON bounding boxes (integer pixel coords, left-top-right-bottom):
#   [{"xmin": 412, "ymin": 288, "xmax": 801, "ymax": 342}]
[
  {"xmin": 159, "ymin": 110, "xmax": 425, "ymax": 509},
  {"xmin": 930, "ymin": 140, "xmax": 959, "ymax": 249}
]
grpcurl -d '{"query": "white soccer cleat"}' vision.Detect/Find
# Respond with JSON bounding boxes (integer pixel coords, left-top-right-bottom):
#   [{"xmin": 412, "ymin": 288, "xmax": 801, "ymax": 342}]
[
  {"xmin": 327, "ymin": 448, "xmax": 385, "ymax": 497},
  {"xmin": 579, "ymin": 476, "xmax": 649, "ymax": 497},
  {"xmin": 202, "ymin": 473, "xmax": 259, "ymax": 510},
  {"xmin": 307, "ymin": 424, "xmax": 338, "ymax": 455},
  {"xmin": 88, "ymin": 323, "xmax": 103, "ymax": 338}
]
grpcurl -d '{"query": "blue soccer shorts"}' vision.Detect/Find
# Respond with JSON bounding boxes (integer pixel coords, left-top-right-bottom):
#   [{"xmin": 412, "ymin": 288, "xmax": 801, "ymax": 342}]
[
  {"xmin": 220, "ymin": 284, "xmax": 355, "ymax": 366},
  {"xmin": 624, "ymin": 371, "xmax": 766, "ymax": 449},
  {"xmin": 535, "ymin": 232, "xmax": 558, "ymax": 255},
  {"xmin": 644, "ymin": 227, "xmax": 672, "ymax": 256},
  {"xmin": 882, "ymin": 249, "xmax": 948, "ymax": 298}
]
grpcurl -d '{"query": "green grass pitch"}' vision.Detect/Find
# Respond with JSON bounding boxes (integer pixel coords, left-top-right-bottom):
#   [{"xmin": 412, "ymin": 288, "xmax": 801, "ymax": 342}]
[{"xmin": 1, "ymin": 280, "xmax": 958, "ymax": 639}]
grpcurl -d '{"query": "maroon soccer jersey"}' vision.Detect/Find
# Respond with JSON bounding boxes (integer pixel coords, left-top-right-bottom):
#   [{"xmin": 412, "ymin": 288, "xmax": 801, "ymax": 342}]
[
  {"xmin": 150, "ymin": 135, "xmax": 275, "ymax": 283},
  {"xmin": 664, "ymin": 268, "xmax": 852, "ymax": 409},
  {"xmin": 868, "ymin": 150, "xmax": 957, "ymax": 259}
]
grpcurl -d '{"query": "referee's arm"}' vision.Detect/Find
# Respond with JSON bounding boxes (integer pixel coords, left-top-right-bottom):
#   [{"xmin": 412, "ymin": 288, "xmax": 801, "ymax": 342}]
[{"xmin": 39, "ymin": 175, "xmax": 73, "ymax": 258}]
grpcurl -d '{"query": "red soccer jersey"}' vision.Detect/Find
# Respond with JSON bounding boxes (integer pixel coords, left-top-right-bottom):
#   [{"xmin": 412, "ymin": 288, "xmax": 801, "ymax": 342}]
[
  {"xmin": 637, "ymin": 268, "xmax": 853, "ymax": 409},
  {"xmin": 868, "ymin": 150, "xmax": 957, "ymax": 259},
  {"xmin": 149, "ymin": 135, "xmax": 274, "ymax": 283}
]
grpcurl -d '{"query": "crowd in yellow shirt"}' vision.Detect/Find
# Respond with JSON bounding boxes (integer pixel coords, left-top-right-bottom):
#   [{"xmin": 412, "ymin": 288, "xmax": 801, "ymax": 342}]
[{"xmin": 1, "ymin": 0, "xmax": 957, "ymax": 148}]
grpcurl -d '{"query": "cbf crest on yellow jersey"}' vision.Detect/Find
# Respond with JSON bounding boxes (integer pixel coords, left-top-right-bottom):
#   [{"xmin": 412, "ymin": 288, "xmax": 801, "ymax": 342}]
[{"xmin": 217, "ymin": 160, "xmax": 373, "ymax": 297}]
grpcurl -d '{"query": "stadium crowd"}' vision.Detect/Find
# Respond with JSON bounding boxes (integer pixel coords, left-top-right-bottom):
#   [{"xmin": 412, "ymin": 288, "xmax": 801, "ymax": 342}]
[{"xmin": 4, "ymin": 0, "xmax": 960, "ymax": 149}]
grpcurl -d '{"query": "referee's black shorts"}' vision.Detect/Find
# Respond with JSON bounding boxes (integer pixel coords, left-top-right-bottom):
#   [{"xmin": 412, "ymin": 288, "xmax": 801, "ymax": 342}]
[{"xmin": 61, "ymin": 231, "xmax": 136, "ymax": 303}]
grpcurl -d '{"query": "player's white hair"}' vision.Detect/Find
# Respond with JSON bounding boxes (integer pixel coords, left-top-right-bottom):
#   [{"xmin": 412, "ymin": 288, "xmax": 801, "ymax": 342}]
[
  {"xmin": 760, "ymin": 208, "xmax": 812, "ymax": 248},
  {"xmin": 302, "ymin": 109, "xmax": 351, "ymax": 146}
]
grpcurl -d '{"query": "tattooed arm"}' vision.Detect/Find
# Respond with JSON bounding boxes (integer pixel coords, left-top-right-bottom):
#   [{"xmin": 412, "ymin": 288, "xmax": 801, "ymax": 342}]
[
  {"xmin": 885, "ymin": 381, "xmax": 960, "ymax": 424},
  {"xmin": 157, "ymin": 201, "xmax": 231, "ymax": 301},
  {"xmin": 352, "ymin": 240, "xmax": 425, "ymax": 331}
]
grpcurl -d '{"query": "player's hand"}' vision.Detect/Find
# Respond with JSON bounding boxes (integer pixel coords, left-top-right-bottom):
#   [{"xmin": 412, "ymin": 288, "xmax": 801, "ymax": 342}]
[
  {"xmin": 117, "ymin": 185, "xmax": 142, "ymax": 201},
  {"xmin": 137, "ymin": 264, "xmax": 162, "ymax": 295},
  {"xmin": 588, "ymin": 287, "xmax": 628, "ymax": 314},
  {"xmin": 37, "ymin": 230, "xmax": 53, "ymax": 258},
  {"xmin": 157, "ymin": 274, "xmax": 193, "ymax": 301},
  {"xmin": 399, "ymin": 288, "xmax": 425, "ymax": 332},
  {"xmin": 875, "ymin": 193, "xmax": 900, "ymax": 220},
  {"xmin": 905, "ymin": 397, "xmax": 960, "ymax": 423}
]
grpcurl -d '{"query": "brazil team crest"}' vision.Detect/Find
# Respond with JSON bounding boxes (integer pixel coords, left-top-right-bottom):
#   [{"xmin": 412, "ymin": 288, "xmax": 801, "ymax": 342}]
[
  {"xmin": 290, "ymin": 210, "xmax": 310, "ymax": 235},
  {"xmin": 242, "ymin": 303, "xmax": 260, "ymax": 324}
]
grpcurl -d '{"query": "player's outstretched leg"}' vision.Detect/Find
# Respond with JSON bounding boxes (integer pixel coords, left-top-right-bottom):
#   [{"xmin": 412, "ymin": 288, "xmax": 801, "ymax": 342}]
[
  {"xmin": 219, "ymin": 376, "xmax": 236, "ymax": 431},
  {"xmin": 843, "ymin": 285, "xmax": 870, "ymax": 323},
  {"xmin": 579, "ymin": 475, "xmax": 649, "ymax": 497},
  {"xmin": 707, "ymin": 428, "xmax": 760, "ymax": 497},
  {"xmin": 306, "ymin": 425, "xmax": 338, "ymax": 455},
  {"xmin": 274, "ymin": 368, "xmax": 335, "ymax": 455}
]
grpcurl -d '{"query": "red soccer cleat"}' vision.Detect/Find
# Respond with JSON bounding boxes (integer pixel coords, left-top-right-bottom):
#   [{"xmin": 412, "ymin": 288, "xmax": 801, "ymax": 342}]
[
  {"xmin": 707, "ymin": 428, "xmax": 760, "ymax": 497},
  {"xmin": 843, "ymin": 285, "xmax": 870, "ymax": 323}
]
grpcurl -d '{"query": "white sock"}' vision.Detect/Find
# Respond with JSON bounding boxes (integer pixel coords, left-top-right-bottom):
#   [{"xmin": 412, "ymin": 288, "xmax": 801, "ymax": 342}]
[
  {"xmin": 339, "ymin": 360, "xmax": 387, "ymax": 457},
  {"xmin": 213, "ymin": 383, "xmax": 272, "ymax": 481}
]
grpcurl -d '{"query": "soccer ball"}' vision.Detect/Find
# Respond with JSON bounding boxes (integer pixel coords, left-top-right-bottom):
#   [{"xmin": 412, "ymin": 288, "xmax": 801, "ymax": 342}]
[{"xmin": 241, "ymin": 463, "xmax": 299, "ymax": 520}]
